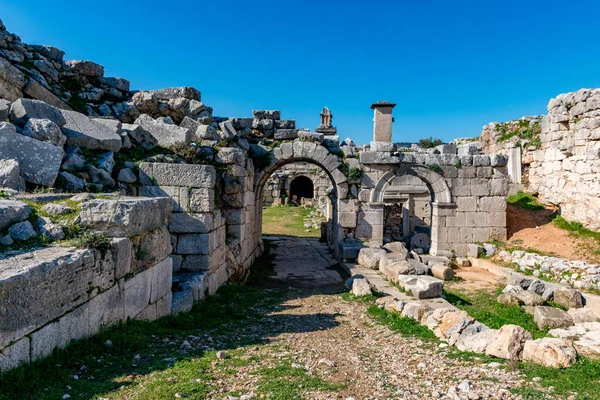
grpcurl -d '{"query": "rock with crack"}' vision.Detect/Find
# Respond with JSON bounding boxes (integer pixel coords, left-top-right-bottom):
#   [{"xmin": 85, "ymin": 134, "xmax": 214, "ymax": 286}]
[
  {"xmin": 567, "ymin": 308, "xmax": 598, "ymax": 324},
  {"xmin": 515, "ymin": 291, "xmax": 545, "ymax": 306},
  {"xmin": 485, "ymin": 324, "xmax": 532, "ymax": 360},
  {"xmin": 35, "ymin": 216, "xmax": 64, "ymax": 241},
  {"xmin": 0, "ymin": 122, "xmax": 63, "ymax": 187},
  {"xmin": 456, "ymin": 325, "xmax": 498, "ymax": 353},
  {"xmin": 134, "ymin": 114, "xmax": 191, "ymax": 147},
  {"xmin": 9, "ymin": 98, "xmax": 65, "ymax": 128},
  {"xmin": 8, "ymin": 220, "xmax": 37, "ymax": 240},
  {"xmin": 401, "ymin": 302, "xmax": 432, "ymax": 321},
  {"xmin": 433, "ymin": 310, "xmax": 475, "ymax": 343},
  {"xmin": 397, "ymin": 275, "xmax": 443, "ymax": 299},
  {"xmin": 41, "ymin": 203, "xmax": 73, "ymax": 215},
  {"xmin": 357, "ymin": 247, "xmax": 387, "ymax": 269},
  {"xmin": 22, "ymin": 118, "xmax": 66, "ymax": 147},
  {"xmin": 522, "ymin": 338, "xmax": 577, "ymax": 368}
]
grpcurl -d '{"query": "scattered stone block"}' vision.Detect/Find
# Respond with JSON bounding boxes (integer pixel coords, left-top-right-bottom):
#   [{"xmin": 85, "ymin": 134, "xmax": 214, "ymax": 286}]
[
  {"xmin": 117, "ymin": 168, "xmax": 137, "ymax": 183},
  {"xmin": 456, "ymin": 326, "xmax": 498, "ymax": 353},
  {"xmin": 467, "ymin": 244, "xmax": 484, "ymax": 258},
  {"xmin": 515, "ymin": 291, "xmax": 545, "ymax": 306},
  {"xmin": 397, "ymin": 275, "xmax": 443, "ymax": 299},
  {"xmin": 534, "ymin": 306, "xmax": 574, "ymax": 330},
  {"xmin": 61, "ymin": 110, "xmax": 122, "ymax": 152},
  {"xmin": 567, "ymin": 308, "xmax": 598, "ymax": 324},
  {"xmin": 0, "ymin": 122, "xmax": 63, "ymax": 187},
  {"xmin": 553, "ymin": 286, "xmax": 584, "ymax": 309},
  {"xmin": 357, "ymin": 247, "xmax": 387, "ymax": 269},
  {"xmin": 9, "ymin": 98, "xmax": 65, "ymax": 128},
  {"xmin": 134, "ymin": 114, "xmax": 191, "ymax": 147},
  {"xmin": 483, "ymin": 243, "xmax": 497, "ymax": 256},
  {"xmin": 139, "ymin": 163, "xmax": 215, "ymax": 188},
  {"xmin": 351, "ymin": 277, "xmax": 371, "ymax": 297},
  {"xmin": 401, "ymin": 302, "xmax": 431, "ymax": 321},
  {"xmin": 64, "ymin": 60, "xmax": 104, "ymax": 77},
  {"xmin": 79, "ymin": 197, "xmax": 172, "ymax": 237},
  {"xmin": 431, "ymin": 263, "xmax": 454, "ymax": 281},
  {"xmin": 522, "ymin": 338, "xmax": 577, "ymax": 368},
  {"xmin": 22, "ymin": 118, "xmax": 66, "ymax": 147},
  {"xmin": 454, "ymin": 257, "xmax": 471, "ymax": 268},
  {"xmin": 497, "ymin": 292, "xmax": 521, "ymax": 306},
  {"xmin": 485, "ymin": 324, "xmax": 532, "ymax": 360}
]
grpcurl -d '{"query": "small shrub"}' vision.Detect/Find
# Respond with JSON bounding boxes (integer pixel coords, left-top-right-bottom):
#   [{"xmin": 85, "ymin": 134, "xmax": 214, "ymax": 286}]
[
  {"xmin": 418, "ymin": 137, "xmax": 443, "ymax": 149},
  {"xmin": 428, "ymin": 164, "xmax": 443, "ymax": 173},
  {"xmin": 347, "ymin": 167, "xmax": 361, "ymax": 181},
  {"xmin": 72, "ymin": 231, "xmax": 112, "ymax": 255}
]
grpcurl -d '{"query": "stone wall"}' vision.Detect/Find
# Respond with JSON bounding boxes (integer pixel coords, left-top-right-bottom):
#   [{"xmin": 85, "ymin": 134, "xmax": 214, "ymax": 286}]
[
  {"xmin": 480, "ymin": 89, "xmax": 600, "ymax": 230},
  {"xmin": 0, "ymin": 197, "xmax": 173, "ymax": 372},
  {"xmin": 353, "ymin": 151, "xmax": 509, "ymax": 256},
  {"xmin": 527, "ymin": 89, "xmax": 600, "ymax": 230}
]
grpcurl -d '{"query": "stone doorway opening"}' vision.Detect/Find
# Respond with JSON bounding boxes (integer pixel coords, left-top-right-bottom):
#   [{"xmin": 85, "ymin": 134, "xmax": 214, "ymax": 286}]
[
  {"xmin": 289, "ymin": 176, "xmax": 314, "ymax": 205},
  {"xmin": 382, "ymin": 174, "xmax": 433, "ymax": 253}
]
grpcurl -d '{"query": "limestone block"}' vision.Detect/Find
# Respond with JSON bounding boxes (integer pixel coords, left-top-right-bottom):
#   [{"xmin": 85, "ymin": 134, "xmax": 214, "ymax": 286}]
[
  {"xmin": 0, "ymin": 58, "xmax": 26, "ymax": 102},
  {"xmin": 456, "ymin": 326, "xmax": 498, "ymax": 353},
  {"xmin": 139, "ymin": 163, "xmax": 215, "ymax": 188},
  {"xmin": 338, "ymin": 212, "xmax": 357, "ymax": 228},
  {"xmin": 207, "ymin": 265, "xmax": 229, "ymax": 295},
  {"xmin": 181, "ymin": 254, "xmax": 210, "ymax": 271},
  {"xmin": 123, "ymin": 268, "xmax": 153, "ymax": 319},
  {"xmin": 0, "ymin": 122, "xmax": 63, "ymax": 186},
  {"xmin": 351, "ymin": 277, "xmax": 372, "ymax": 296},
  {"xmin": 9, "ymin": 98, "xmax": 65, "ymax": 128},
  {"xmin": 534, "ymin": 306, "xmax": 574, "ymax": 330},
  {"xmin": 171, "ymin": 290, "xmax": 194, "ymax": 315},
  {"xmin": 156, "ymin": 292, "xmax": 173, "ymax": 317},
  {"xmin": 150, "ymin": 258, "xmax": 172, "ymax": 304},
  {"xmin": 216, "ymin": 147, "xmax": 245, "ymax": 165},
  {"xmin": 553, "ymin": 286, "xmax": 584, "ymax": 309},
  {"xmin": 431, "ymin": 263, "xmax": 454, "ymax": 281},
  {"xmin": 135, "ymin": 302, "xmax": 157, "ymax": 321},
  {"xmin": 134, "ymin": 114, "xmax": 191, "ymax": 147},
  {"xmin": 60, "ymin": 110, "xmax": 122, "ymax": 151},
  {"xmin": 433, "ymin": 310, "xmax": 474, "ymax": 342},
  {"xmin": 110, "ymin": 237, "xmax": 132, "ymax": 279},
  {"xmin": 478, "ymin": 197, "xmax": 507, "ymax": 212},
  {"xmin": 456, "ymin": 196, "xmax": 477, "ymax": 212},
  {"xmin": 88, "ymin": 280, "xmax": 124, "ymax": 331},
  {"xmin": 122, "ymin": 123, "xmax": 158, "ymax": 150},
  {"xmin": 0, "ymin": 337, "xmax": 30, "ymax": 372},
  {"xmin": 169, "ymin": 212, "xmax": 213, "ymax": 233},
  {"xmin": 397, "ymin": 275, "xmax": 444, "ymax": 299},
  {"xmin": 358, "ymin": 151, "xmax": 400, "ymax": 164},
  {"xmin": 79, "ymin": 197, "xmax": 172, "ymax": 237},
  {"xmin": 522, "ymin": 338, "xmax": 577, "ymax": 368},
  {"xmin": 357, "ymin": 247, "xmax": 387, "ymax": 269},
  {"xmin": 567, "ymin": 308, "xmax": 598, "ymax": 323},
  {"xmin": 0, "ymin": 200, "xmax": 32, "ymax": 230},
  {"xmin": 31, "ymin": 302, "xmax": 90, "ymax": 361},
  {"xmin": 139, "ymin": 186, "xmax": 183, "ymax": 212},
  {"xmin": 401, "ymin": 302, "xmax": 431, "ymax": 321},
  {"xmin": 485, "ymin": 324, "xmax": 532, "ymax": 360},
  {"xmin": 470, "ymin": 179, "xmax": 490, "ymax": 196},
  {"xmin": 176, "ymin": 233, "xmax": 210, "ymax": 255}
]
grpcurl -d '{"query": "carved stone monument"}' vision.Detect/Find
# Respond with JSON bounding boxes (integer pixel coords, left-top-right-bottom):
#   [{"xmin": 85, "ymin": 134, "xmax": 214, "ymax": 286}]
[
  {"xmin": 371, "ymin": 101, "xmax": 396, "ymax": 143},
  {"xmin": 315, "ymin": 106, "xmax": 337, "ymax": 134}
]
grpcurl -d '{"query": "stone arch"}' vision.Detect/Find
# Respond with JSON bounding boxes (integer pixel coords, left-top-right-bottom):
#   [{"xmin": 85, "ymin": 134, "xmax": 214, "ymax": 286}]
[
  {"xmin": 253, "ymin": 141, "xmax": 348, "ymax": 257},
  {"xmin": 370, "ymin": 164, "xmax": 452, "ymax": 204},
  {"xmin": 368, "ymin": 164, "xmax": 455, "ymax": 256}
]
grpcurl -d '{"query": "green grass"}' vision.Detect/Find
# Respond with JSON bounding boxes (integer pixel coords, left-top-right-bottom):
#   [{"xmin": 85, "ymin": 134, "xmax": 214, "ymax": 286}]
[
  {"xmin": 443, "ymin": 287, "xmax": 549, "ymax": 339},
  {"xmin": 262, "ymin": 205, "xmax": 324, "ymax": 237},
  {"xmin": 507, "ymin": 191, "xmax": 545, "ymax": 211},
  {"xmin": 552, "ymin": 215, "xmax": 600, "ymax": 242},
  {"xmin": 0, "ymin": 285, "xmax": 289, "ymax": 400}
]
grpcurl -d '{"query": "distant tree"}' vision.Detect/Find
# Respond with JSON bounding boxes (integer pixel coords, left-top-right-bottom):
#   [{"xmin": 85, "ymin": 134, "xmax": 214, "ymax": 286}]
[{"xmin": 418, "ymin": 137, "xmax": 443, "ymax": 148}]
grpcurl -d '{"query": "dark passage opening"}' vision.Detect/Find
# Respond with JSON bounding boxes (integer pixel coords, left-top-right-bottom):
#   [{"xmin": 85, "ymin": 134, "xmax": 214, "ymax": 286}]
[{"xmin": 289, "ymin": 176, "xmax": 314, "ymax": 202}]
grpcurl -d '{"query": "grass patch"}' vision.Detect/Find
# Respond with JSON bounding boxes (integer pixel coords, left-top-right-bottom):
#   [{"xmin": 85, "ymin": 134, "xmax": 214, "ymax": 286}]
[
  {"xmin": 507, "ymin": 191, "xmax": 545, "ymax": 211},
  {"xmin": 253, "ymin": 362, "xmax": 342, "ymax": 399},
  {"xmin": 262, "ymin": 205, "xmax": 323, "ymax": 237},
  {"xmin": 552, "ymin": 215, "xmax": 600, "ymax": 242},
  {"xmin": 443, "ymin": 287, "xmax": 548, "ymax": 339},
  {"xmin": 0, "ymin": 284, "xmax": 286, "ymax": 400}
]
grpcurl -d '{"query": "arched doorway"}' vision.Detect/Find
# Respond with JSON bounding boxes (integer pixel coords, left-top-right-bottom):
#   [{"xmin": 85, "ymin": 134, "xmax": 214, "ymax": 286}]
[{"xmin": 289, "ymin": 176, "xmax": 314, "ymax": 204}]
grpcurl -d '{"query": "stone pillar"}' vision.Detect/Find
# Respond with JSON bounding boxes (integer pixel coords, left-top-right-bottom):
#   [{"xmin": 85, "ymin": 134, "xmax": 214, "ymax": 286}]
[
  {"xmin": 507, "ymin": 147, "xmax": 522, "ymax": 184},
  {"xmin": 371, "ymin": 101, "xmax": 396, "ymax": 143},
  {"xmin": 402, "ymin": 202, "xmax": 410, "ymax": 237}
]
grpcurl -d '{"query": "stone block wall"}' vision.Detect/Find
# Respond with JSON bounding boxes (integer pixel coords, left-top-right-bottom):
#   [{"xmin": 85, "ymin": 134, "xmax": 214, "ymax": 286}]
[
  {"xmin": 353, "ymin": 151, "xmax": 509, "ymax": 256},
  {"xmin": 138, "ymin": 161, "xmax": 261, "ymax": 298},
  {"xmin": 527, "ymin": 89, "xmax": 600, "ymax": 230},
  {"xmin": 0, "ymin": 197, "xmax": 173, "ymax": 372}
]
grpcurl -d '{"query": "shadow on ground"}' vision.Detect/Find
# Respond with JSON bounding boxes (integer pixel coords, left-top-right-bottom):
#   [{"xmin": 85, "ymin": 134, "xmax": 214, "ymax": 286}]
[{"xmin": 0, "ymin": 238, "xmax": 346, "ymax": 400}]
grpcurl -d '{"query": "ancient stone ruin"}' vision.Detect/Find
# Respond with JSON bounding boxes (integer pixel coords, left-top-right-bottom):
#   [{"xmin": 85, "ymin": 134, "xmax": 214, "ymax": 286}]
[{"xmin": 1, "ymin": 18, "xmax": 598, "ymax": 376}]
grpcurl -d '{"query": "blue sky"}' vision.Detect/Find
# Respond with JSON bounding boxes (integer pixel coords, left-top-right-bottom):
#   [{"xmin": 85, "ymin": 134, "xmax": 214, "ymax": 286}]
[{"xmin": 2, "ymin": 1, "xmax": 600, "ymax": 145}]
